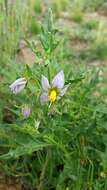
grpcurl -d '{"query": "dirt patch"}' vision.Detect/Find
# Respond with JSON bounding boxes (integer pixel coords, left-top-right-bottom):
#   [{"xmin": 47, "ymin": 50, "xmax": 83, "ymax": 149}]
[
  {"xmin": 71, "ymin": 39, "xmax": 89, "ymax": 51},
  {"xmin": 17, "ymin": 47, "xmax": 35, "ymax": 65},
  {"xmin": 85, "ymin": 12, "xmax": 107, "ymax": 23},
  {"xmin": 0, "ymin": 173, "xmax": 22, "ymax": 190}
]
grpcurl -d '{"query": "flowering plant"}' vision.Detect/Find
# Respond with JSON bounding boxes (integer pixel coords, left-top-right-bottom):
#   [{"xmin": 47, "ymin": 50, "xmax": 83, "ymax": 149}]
[{"xmin": 0, "ymin": 9, "xmax": 107, "ymax": 190}]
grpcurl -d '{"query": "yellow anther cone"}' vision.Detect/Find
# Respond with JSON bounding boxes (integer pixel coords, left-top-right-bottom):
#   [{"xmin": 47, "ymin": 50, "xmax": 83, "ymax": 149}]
[{"xmin": 49, "ymin": 90, "xmax": 57, "ymax": 102}]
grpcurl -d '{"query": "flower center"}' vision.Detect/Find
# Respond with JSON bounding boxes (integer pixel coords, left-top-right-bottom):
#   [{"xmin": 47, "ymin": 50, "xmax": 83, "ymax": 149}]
[{"xmin": 49, "ymin": 90, "xmax": 57, "ymax": 102}]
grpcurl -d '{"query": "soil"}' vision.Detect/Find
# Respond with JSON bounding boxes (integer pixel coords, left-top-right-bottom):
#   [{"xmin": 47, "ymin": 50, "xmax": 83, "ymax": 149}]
[{"xmin": 0, "ymin": 173, "xmax": 22, "ymax": 190}]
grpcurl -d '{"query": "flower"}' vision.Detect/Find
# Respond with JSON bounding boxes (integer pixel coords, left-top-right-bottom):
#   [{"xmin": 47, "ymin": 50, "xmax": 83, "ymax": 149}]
[
  {"xmin": 35, "ymin": 120, "xmax": 40, "ymax": 129},
  {"xmin": 40, "ymin": 70, "xmax": 69, "ymax": 104},
  {"xmin": 22, "ymin": 105, "xmax": 31, "ymax": 119},
  {"xmin": 9, "ymin": 78, "xmax": 27, "ymax": 94}
]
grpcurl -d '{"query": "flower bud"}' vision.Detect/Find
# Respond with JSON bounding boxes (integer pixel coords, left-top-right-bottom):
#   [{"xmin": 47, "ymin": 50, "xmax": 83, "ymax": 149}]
[
  {"xmin": 9, "ymin": 78, "xmax": 27, "ymax": 94},
  {"xmin": 22, "ymin": 105, "xmax": 31, "ymax": 119}
]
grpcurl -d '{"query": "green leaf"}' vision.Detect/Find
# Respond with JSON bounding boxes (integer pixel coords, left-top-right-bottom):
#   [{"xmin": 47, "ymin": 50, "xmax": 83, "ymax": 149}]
[
  {"xmin": 25, "ymin": 64, "xmax": 33, "ymax": 78},
  {"xmin": 0, "ymin": 141, "xmax": 52, "ymax": 160}
]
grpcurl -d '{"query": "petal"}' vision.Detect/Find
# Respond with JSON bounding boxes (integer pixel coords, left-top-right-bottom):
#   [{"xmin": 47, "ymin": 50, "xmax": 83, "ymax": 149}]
[
  {"xmin": 41, "ymin": 75, "xmax": 50, "ymax": 91},
  {"xmin": 35, "ymin": 120, "xmax": 40, "ymax": 129},
  {"xmin": 10, "ymin": 78, "xmax": 26, "ymax": 88},
  {"xmin": 9, "ymin": 78, "xmax": 27, "ymax": 94},
  {"xmin": 52, "ymin": 70, "xmax": 64, "ymax": 89},
  {"xmin": 57, "ymin": 85, "xmax": 69, "ymax": 100},
  {"xmin": 40, "ymin": 92, "xmax": 49, "ymax": 104},
  {"xmin": 11, "ymin": 84, "xmax": 26, "ymax": 94}
]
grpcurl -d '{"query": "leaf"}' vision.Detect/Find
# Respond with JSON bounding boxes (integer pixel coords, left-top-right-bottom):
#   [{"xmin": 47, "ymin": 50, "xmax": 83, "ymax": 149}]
[
  {"xmin": 25, "ymin": 64, "xmax": 33, "ymax": 78},
  {"xmin": 45, "ymin": 8, "xmax": 53, "ymax": 33},
  {"xmin": 0, "ymin": 141, "xmax": 52, "ymax": 160},
  {"xmin": 40, "ymin": 9, "xmax": 58, "ymax": 53}
]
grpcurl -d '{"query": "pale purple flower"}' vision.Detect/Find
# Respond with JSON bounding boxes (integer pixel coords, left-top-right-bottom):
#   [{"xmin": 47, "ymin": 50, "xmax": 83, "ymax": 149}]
[
  {"xmin": 40, "ymin": 70, "xmax": 69, "ymax": 104},
  {"xmin": 22, "ymin": 105, "xmax": 31, "ymax": 119},
  {"xmin": 9, "ymin": 78, "xmax": 27, "ymax": 94}
]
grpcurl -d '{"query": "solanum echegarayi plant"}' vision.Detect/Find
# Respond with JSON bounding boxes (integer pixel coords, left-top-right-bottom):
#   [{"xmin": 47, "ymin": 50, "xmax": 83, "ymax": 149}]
[
  {"xmin": 2, "ymin": 9, "xmax": 69, "ymax": 190},
  {"xmin": 0, "ymin": 9, "xmax": 107, "ymax": 190}
]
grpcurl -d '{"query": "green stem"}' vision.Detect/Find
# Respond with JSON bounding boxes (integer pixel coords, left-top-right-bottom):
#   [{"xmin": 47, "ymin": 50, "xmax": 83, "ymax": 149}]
[
  {"xmin": 47, "ymin": 53, "xmax": 52, "ymax": 83},
  {"xmin": 48, "ymin": 66, "xmax": 51, "ymax": 83},
  {"xmin": 4, "ymin": 0, "xmax": 8, "ymax": 16}
]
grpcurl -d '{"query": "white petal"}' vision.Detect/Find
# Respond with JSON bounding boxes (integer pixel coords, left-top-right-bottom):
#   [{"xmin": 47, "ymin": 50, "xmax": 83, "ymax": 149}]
[
  {"xmin": 35, "ymin": 120, "xmax": 40, "ymax": 129},
  {"xmin": 9, "ymin": 78, "xmax": 27, "ymax": 94},
  {"xmin": 10, "ymin": 78, "xmax": 26, "ymax": 88},
  {"xmin": 41, "ymin": 75, "xmax": 50, "ymax": 91},
  {"xmin": 11, "ymin": 85, "xmax": 25, "ymax": 94},
  {"xmin": 57, "ymin": 85, "xmax": 69, "ymax": 100},
  {"xmin": 40, "ymin": 92, "xmax": 49, "ymax": 104},
  {"xmin": 52, "ymin": 70, "xmax": 64, "ymax": 89}
]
